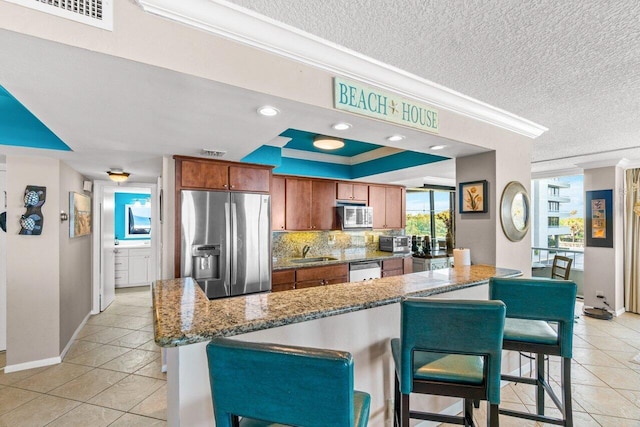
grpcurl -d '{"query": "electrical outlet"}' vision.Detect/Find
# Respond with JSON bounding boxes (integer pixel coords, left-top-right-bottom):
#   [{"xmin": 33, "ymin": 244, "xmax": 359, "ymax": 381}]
[{"xmin": 596, "ymin": 290, "xmax": 604, "ymax": 298}]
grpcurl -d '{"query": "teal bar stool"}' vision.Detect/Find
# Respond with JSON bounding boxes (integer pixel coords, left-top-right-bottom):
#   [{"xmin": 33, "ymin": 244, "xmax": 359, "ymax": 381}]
[
  {"xmin": 391, "ymin": 298, "xmax": 506, "ymax": 427},
  {"xmin": 489, "ymin": 277, "xmax": 577, "ymax": 427},
  {"xmin": 207, "ymin": 337, "xmax": 371, "ymax": 427}
]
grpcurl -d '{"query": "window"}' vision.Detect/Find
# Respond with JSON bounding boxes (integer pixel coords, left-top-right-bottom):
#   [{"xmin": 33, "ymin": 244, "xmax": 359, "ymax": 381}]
[
  {"xmin": 548, "ymin": 201, "xmax": 560, "ymax": 211},
  {"xmin": 548, "ymin": 187, "xmax": 560, "ymax": 197},
  {"xmin": 124, "ymin": 203, "xmax": 151, "ymax": 238},
  {"xmin": 406, "ymin": 187, "xmax": 455, "ymax": 249},
  {"xmin": 548, "ymin": 217, "xmax": 559, "ymax": 227}
]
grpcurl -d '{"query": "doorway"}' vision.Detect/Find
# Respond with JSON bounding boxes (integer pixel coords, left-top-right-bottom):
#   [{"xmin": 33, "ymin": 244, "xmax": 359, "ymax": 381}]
[{"xmin": 92, "ymin": 181, "xmax": 159, "ymax": 313}]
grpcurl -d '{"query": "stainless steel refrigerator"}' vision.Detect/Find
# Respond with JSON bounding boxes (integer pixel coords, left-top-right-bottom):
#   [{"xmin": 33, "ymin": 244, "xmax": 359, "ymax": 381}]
[{"xmin": 180, "ymin": 190, "xmax": 271, "ymax": 299}]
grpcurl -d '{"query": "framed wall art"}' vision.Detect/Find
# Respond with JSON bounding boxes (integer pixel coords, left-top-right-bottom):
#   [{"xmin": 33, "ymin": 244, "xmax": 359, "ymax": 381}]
[
  {"xmin": 70, "ymin": 192, "xmax": 92, "ymax": 238},
  {"xmin": 585, "ymin": 189, "xmax": 613, "ymax": 248},
  {"xmin": 459, "ymin": 180, "xmax": 488, "ymax": 213}
]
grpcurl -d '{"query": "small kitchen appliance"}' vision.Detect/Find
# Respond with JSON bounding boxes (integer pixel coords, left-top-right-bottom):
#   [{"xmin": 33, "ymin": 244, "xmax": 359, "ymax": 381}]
[{"xmin": 379, "ymin": 236, "xmax": 410, "ymax": 253}]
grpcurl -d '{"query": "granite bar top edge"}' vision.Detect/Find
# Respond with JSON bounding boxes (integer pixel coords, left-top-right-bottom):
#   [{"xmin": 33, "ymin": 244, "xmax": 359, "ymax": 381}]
[{"xmin": 153, "ymin": 265, "xmax": 521, "ymax": 348}]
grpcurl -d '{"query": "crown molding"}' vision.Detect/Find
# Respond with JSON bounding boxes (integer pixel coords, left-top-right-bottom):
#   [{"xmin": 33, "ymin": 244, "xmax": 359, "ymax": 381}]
[
  {"xmin": 136, "ymin": 0, "xmax": 548, "ymax": 139},
  {"xmin": 575, "ymin": 158, "xmax": 629, "ymax": 170}
]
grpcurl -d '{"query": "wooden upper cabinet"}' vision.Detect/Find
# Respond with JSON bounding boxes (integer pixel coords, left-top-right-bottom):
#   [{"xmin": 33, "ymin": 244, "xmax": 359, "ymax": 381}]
[
  {"xmin": 369, "ymin": 185, "xmax": 387, "ymax": 229},
  {"xmin": 177, "ymin": 158, "xmax": 271, "ymax": 193},
  {"xmin": 311, "ymin": 180, "xmax": 337, "ymax": 230},
  {"xmin": 271, "ymin": 176, "xmax": 286, "ymax": 231},
  {"xmin": 229, "ymin": 166, "xmax": 270, "ymax": 192},
  {"xmin": 285, "ymin": 178, "xmax": 312, "ymax": 230},
  {"xmin": 337, "ymin": 182, "xmax": 368, "ymax": 203},
  {"xmin": 181, "ymin": 160, "xmax": 228, "ymax": 189},
  {"xmin": 384, "ymin": 186, "xmax": 403, "ymax": 229},
  {"xmin": 369, "ymin": 185, "xmax": 404, "ymax": 229}
]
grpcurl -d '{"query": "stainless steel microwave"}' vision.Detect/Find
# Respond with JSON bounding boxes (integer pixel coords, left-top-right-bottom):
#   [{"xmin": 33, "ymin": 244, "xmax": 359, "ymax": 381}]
[
  {"xmin": 337, "ymin": 206, "xmax": 373, "ymax": 229},
  {"xmin": 379, "ymin": 236, "xmax": 411, "ymax": 253}
]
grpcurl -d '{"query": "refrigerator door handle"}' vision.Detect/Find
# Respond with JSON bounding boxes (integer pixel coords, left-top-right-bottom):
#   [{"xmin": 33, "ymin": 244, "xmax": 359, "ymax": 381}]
[
  {"xmin": 231, "ymin": 202, "xmax": 238, "ymax": 286},
  {"xmin": 224, "ymin": 201, "xmax": 231, "ymax": 288}
]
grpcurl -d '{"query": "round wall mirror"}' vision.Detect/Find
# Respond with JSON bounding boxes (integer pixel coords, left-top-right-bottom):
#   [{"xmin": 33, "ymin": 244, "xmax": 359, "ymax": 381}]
[{"xmin": 500, "ymin": 181, "xmax": 530, "ymax": 241}]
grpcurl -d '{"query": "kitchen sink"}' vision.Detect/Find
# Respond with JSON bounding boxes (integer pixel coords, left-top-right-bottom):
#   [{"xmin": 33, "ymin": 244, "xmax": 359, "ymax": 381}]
[{"xmin": 290, "ymin": 256, "xmax": 338, "ymax": 264}]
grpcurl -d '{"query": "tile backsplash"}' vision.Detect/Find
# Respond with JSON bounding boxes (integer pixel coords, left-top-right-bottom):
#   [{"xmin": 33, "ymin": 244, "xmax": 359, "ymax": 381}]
[{"xmin": 272, "ymin": 229, "xmax": 403, "ymax": 260}]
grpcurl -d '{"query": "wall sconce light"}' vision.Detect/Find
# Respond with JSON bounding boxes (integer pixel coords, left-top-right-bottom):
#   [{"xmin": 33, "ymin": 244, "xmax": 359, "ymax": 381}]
[
  {"xmin": 60, "ymin": 211, "xmax": 68, "ymax": 222},
  {"xmin": 313, "ymin": 135, "xmax": 345, "ymax": 150},
  {"xmin": 107, "ymin": 168, "xmax": 130, "ymax": 183}
]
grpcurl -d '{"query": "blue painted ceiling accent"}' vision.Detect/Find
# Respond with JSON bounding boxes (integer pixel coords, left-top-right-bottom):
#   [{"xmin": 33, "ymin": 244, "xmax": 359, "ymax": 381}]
[
  {"xmin": 281, "ymin": 128, "xmax": 382, "ymax": 156},
  {"xmin": 242, "ymin": 127, "xmax": 449, "ymax": 180},
  {"xmin": 0, "ymin": 85, "xmax": 71, "ymax": 151}
]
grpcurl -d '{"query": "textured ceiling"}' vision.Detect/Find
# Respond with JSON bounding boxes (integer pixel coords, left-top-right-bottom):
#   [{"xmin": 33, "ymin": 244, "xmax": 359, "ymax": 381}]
[{"xmin": 229, "ymin": 0, "xmax": 640, "ymax": 170}]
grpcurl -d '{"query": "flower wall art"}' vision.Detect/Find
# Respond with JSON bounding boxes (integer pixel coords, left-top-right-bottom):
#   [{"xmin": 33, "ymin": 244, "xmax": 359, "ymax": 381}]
[{"xmin": 459, "ymin": 180, "xmax": 488, "ymax": 213}]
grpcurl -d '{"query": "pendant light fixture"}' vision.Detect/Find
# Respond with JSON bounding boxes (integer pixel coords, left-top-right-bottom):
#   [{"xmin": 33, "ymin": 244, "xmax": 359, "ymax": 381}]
[
  {"xmin": 313, "ymin": 135, "xmax": 344, "ymax": 150},
  {"xmin": 107, "ymin": 168, "xmax": 130, "ymax": 183}
]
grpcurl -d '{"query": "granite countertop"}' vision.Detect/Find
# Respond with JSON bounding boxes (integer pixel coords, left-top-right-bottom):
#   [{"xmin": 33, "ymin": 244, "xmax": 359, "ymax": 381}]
[
  {"xmin": 412, "ymin": 250, "xmax": 451, "ymax": 259},
  {"xmin": 272, "ymin": 250, "xmax": 411, "ymax": 270},
  {"xmin": 152, "ymin": 265, "xmax": 521, "ymax": 347}
]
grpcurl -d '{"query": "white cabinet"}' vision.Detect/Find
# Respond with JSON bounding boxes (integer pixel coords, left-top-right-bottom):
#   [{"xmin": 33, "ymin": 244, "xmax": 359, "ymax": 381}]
[
  {"xmin": 413, "ymin": 256, "xmax": 453, "ymax": 272},
  {"xmin": 114, "ymin": 248, "xmax": 152, "ymax": 287}
]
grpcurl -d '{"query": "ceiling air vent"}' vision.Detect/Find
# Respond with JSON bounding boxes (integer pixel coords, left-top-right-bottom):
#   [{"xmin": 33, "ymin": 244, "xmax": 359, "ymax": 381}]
[
  {"xmin": 6, "ymin": 0, "xmax": 113, "ymax": 31},
  {"xmin": 201, "ymin": 149, "xmax": 227, "ymax": 158}
]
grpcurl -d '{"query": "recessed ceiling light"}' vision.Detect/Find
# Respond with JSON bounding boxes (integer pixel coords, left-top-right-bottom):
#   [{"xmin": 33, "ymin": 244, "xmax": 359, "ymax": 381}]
[
  {"xmin": 257, "ymin": 106, "xmax": 279, "ymax": 116},
  {"xmin": 430, "ymin": 145, "xmax": 447, "ymax": 150},
  {"xmin": 313, "ymin": 135, "xmax": 345, "ymax": 150},
  {"xmin": 332, "ymin": 122, "xmax": 351, "ymax": 131},
  {"xmin": 387, "ymin": 135, "xmax": 405, "ymax": 142}
]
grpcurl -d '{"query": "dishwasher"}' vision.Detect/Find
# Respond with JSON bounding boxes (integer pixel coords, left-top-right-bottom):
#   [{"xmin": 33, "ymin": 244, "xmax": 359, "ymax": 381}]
[{"xmin": 349, "ymin": 261, "xmax": 381, "ymax": 282}]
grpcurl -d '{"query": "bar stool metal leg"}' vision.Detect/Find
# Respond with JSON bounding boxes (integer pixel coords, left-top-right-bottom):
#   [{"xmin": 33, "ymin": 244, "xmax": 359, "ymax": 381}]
[
  {"xmin": 537, "ymin": 352, "xmax": 545, "ymax": 415},
  {"xmin": 562, "ymin": 357, "xmax": 573, "ymax": 427}
]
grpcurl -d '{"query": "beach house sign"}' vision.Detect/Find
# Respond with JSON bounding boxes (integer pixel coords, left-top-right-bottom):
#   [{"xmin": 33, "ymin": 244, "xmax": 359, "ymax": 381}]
[{"xmin": 333, "ymin": 77, "xmax": 439, "ymax": 134}]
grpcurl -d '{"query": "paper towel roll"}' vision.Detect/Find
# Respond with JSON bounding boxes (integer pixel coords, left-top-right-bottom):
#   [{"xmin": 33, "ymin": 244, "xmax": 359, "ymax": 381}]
[{"xmin": 453, "ymin": 248, "xmax": 471, "ymax": 266}]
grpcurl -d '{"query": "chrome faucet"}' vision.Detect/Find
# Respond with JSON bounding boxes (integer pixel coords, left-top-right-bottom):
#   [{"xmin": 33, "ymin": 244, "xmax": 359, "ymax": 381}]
[{"xmin": 302, "ymin": 245, "xmax": 311, "ymax": 258}]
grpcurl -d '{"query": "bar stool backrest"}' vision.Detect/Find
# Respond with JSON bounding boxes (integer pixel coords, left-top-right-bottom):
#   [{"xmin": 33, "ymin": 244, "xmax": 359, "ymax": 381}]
[
  {"xmin": 207, "ymin": 338, "xmax": 355, "ymax": 427},
  {"xmin": 399, "ymin": 298, "xmax": 506, "ymax": 403},
  {"xmin": 551, "ymin": 255, "xmax": 573, "ymax": 280},
  {"xmin": 489, "ymin": 277, "xmax": 577, "ymax": 358}
]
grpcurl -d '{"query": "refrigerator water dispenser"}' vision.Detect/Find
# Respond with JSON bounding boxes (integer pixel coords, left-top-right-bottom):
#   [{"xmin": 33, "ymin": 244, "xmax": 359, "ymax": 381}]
[{"xmin": 191, "ymin": 245, "xmax": 220, "ymax": 280}]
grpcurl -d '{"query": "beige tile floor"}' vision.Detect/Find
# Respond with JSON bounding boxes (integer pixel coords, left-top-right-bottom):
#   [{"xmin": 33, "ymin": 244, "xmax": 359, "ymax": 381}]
[
  {"xmin": 454, "ymin": 302, "xmax": 640, "ymax": 427},
  {"xmin": 1, "ymin": 289, "xmax": 640, "ymax": 426},
  {"xmin": 0, "ymin": 287, "xmax": 166, "ymax": 426}
]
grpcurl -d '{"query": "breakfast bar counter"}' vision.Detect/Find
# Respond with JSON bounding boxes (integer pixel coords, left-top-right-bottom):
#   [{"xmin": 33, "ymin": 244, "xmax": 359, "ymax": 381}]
[
  {"xmin": 153, "ymin": 265, "xmax": 520, "ymax": 347},
  {"xmin": 155, "ymin": 265, "xmax": 521, "ymax": 427}
]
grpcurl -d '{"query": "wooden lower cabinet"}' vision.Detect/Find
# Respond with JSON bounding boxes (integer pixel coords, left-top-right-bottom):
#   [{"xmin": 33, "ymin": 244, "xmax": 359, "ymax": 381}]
[
  {"xmin": 403, "ymin": 255, "xmax": 413, "ymax": 274},
  {"xmin": 382, "ymin": 257, "xmax": 404, "ymax": 278},
  {"xmin": 271, "ymin": 264, "xmax": 349, "ymax": 292},
  {"xmin": 272, "ymin": 269, "xmax": 295, "ymax": 292}
]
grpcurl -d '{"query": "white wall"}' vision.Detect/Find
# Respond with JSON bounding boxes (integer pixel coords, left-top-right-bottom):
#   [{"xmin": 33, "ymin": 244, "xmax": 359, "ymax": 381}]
[
  {"xmin": 455, "ymin": 137, "xmax": 533, "ymax": 276},
  {"xmin": 583, "ymin": 165, "xmax": 625, "ymax": 312},
  {"xmin": 58, "ymin": 162, "xmax": 92, "ymax": 350},
  {"xmin": 6, "ymin": 156, "xmax": 61, "ymax": 367}
]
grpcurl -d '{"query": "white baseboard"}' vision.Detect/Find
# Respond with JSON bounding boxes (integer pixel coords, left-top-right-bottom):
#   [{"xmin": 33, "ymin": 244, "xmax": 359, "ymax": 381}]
[
  {"xmin": 4, "ymin": 356, "xmax": 61, "ymax": 373},
  {"xmin": 5, "ymin": 311, "xmax": 92, "ymax": 374},
  {"xmin": 616, "ymin": 307, "xmax": 626, "ymax": 317},
  {"xmin": 60, "ymin": 311, "xmax": 92, "ymax": 361}
]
